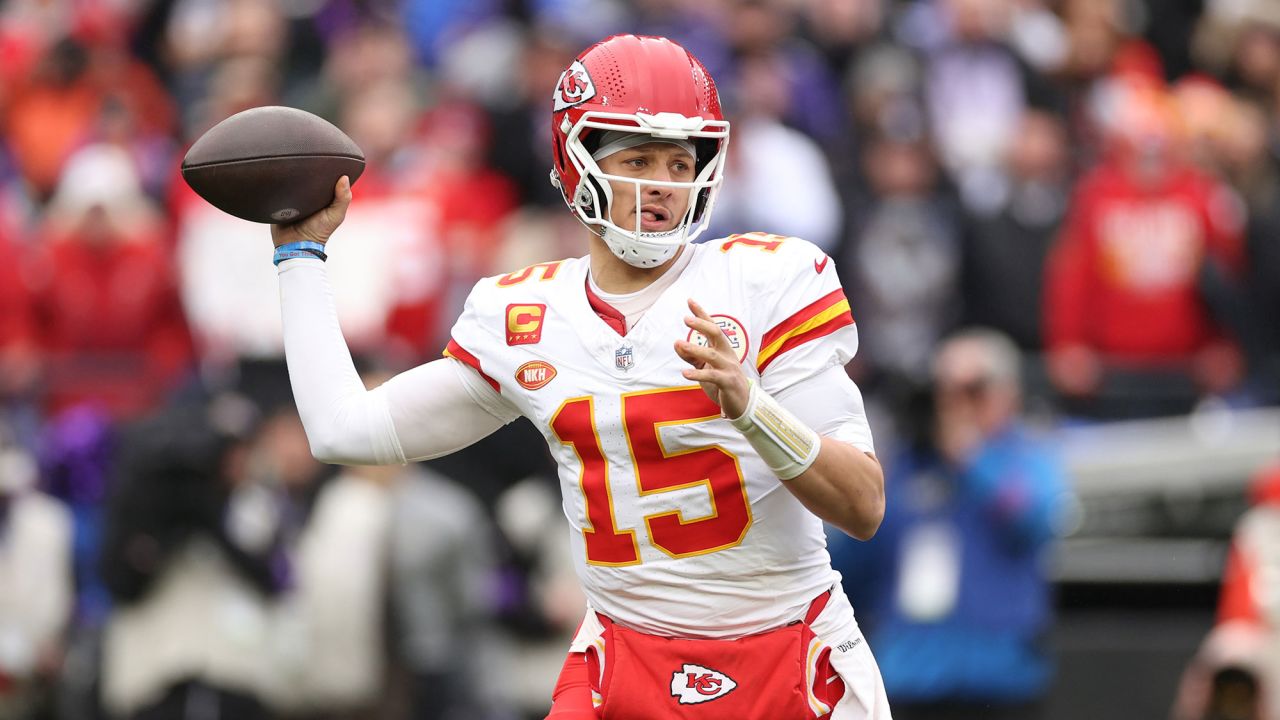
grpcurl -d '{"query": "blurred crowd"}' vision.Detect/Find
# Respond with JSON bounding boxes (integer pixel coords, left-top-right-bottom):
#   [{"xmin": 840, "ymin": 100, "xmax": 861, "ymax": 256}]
[{"xmin": 2, "ymin": 0, "xmax": 1280, "ymax": 718}]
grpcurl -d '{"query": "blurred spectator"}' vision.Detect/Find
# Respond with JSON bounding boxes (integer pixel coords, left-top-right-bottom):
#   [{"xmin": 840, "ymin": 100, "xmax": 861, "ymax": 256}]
[
  {"xmin": 29, "ymin": 143, "xmax": 194, "ymax": 421},
  {"xmin": 840, "ymin": 130, "xmax": 962, "ymax": 394},
  {"xmin": 484, "ymin": 28, "xmax": 577, "ymax": 209},
  {"xmin": 802, "ymin": 0, "xmax": 887, "ymax": 77},
  {"xmin": 0, "ymin": 231, "xmax": 37, "ymax": 402},
  {"xmin": 1044, "ymin": 78, "xmax": 1247, "ymax": 418},
  {"xmin": 632, "ymin": 0, "xmax": 733, "ymax": 82},
  {"xmin": 834, "ymin": 329, "xmax": 1069, "ymax": 720},
  {"xmin": 3, "ymin": 10, "xmax": 174, "ymax": 202},
  {"xmin": 841, "ymin": 42, "xmax": 924, "ymax": 199},
  {"xmin": 267, "ymin": 409, "xmax": 390, "ymax": 717},
  {"xmin": 960, "ymin": 109, "xmax": 1070, "ymax": 356},
  {"xmin": 401, "ymin": 0, "xmax": 501, "ymax": 68},
  {"xmin": 388, "ymin": 464, "xmax": 500, "ymax": 720},
  {"xmin": 99, "ymin": 395, "xmax": 280, "ymax": 720},
  {"xmin": 708, "ymin": 50, "xmax": 842, "ymax": 250},
  {"xmin": 1057, "ymin": 0, "xmax": 1136, "ymax": 85},
  {"xmin": 1216, "ymin": 98, "xmax": 1280, "ymax": 402},
  {"xmin": 4, "ymin": 37, "xmax": 99, "ymax": 200},
  {"xmin": 725, "ymin": 0, "xmax": 846, "ymax": 145},
  {"xmin": 0, "ymin": 443, "xmax": 73, "ymax": 719},
  {"xmin": 920, "ymin": 0, "xmax": 1036, "ymax": 214},
  {"xmin": 1172, "ymin": 75, "xmax": 1239, "ymax": 176},
  {"xmin": 40, "ymin": 407, "xmax": 116, "ymax": 626},
  {"xmin": 1194, "ymin": 1, "xmax": 1280, "ymax": 104},
  {"xmin": 163, "ymin": 0, "xmax": 288, "ymax": 133},
  {"xmin": 409, "ymin": 101, "xmax": 518, "ymax": 313},
  {"xmin": 289, "ymin": 21, "xmax": 429, "ymax": 131},
  {"xmin": 1172, "ymin": 463, "xmax": 1280, "ymax": 720}
]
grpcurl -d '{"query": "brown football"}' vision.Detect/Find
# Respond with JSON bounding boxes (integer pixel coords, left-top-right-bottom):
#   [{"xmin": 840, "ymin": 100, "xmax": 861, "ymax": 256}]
[{"xmin": 181, "ymin": 106, "xmax": 364, "ymax": 224}]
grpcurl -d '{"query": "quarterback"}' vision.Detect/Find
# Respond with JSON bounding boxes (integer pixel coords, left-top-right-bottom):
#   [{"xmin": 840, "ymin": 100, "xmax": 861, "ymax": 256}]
[{"xmin": 271, "ymin": 35, "xmax": 891, "ymax": 719}]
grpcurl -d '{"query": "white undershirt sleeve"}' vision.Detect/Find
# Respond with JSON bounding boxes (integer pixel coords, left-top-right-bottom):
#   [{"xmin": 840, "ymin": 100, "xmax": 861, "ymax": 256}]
[
  {"xmin": 382, "ymin": 358, "xmax": 520, "ymax": 462},
  {"xmin": 278, "ymin": 258, "xmax": 518, "ymax": 466},
  {"xmin": 774, "ymin": 365, "xmax": 875, "ymax": 455}
]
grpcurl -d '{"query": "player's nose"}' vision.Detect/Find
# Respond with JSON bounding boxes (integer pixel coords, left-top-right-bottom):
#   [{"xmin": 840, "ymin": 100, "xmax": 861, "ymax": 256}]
[{"xmin": 642, "ymin": 168, "xmax": 673, "ymax": 195}]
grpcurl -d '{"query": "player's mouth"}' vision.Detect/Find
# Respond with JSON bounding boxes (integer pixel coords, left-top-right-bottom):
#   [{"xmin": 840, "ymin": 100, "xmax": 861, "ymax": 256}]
[{"xmin": 638, "ymin": 204, "xmax": 674, "ymax": 232}]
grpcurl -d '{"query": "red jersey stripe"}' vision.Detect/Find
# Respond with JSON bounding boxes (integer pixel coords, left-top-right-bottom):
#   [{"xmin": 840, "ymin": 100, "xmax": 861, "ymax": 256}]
[
  {"xmin": 757, "ymin": 289, "xmax": 853, "ymax": 371},
  {"xmin": 757, "ymin": 310, "xmax": 854, "ymax": 372},
  {"xmin": 760, "ymin": 289, "xmax": 848, "ymax": 349},
  {"xmin": 444, "ymin": 338, "xmax": 501, "ymax": 393}
]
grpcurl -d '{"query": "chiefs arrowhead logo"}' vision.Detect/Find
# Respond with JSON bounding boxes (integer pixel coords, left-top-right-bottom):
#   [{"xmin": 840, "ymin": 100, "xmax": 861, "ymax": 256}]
[
  {"xmin": 553, "ymin": 60, "xmax": 596, "ymax": 111},
  {"xmin": 515, "ymin": 360, "xmax": 556, "ymax": 390},
  {"xmin": 670, "ymin": 664, "xmax": 737, "ymax": 705}
]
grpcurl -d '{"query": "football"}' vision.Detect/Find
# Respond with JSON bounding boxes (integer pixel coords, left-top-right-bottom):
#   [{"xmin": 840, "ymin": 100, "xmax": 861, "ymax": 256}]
[{"xmin": 181, "ymin": 106, "xmax": 365, "ymax": 224}]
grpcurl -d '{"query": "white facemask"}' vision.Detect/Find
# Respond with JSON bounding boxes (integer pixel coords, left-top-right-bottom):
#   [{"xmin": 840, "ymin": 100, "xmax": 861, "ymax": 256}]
[{"xmin": 558, "ymin": 112, "xmax": 731, "ymax": 268}]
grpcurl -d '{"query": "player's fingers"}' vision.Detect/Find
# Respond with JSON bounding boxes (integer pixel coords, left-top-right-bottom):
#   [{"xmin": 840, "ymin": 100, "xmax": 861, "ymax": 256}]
[
  {"xmin": 675, "ymin": 339, "xmax": 725, "ymax": 368},
  {"xmin": 683, "ymin": 368, "xmax": 736, "ymax": 400},
  {"xmin": 687, "ymin": 301, "xmax": 729, "ymax": 349},
  {"xmin": 328, "ymin": 176, "xmax": 352, "ymax": 219},
  {"xmin": 684, "ymin": 315, "xmax": 733, "ymax": 355},
  {"xmin": 681, "ymin": 366, "xmax": 721, "ymax": 384},
  {"xmin": 673, "ymin": 340, "xmax": 712, "ymax": 368}
]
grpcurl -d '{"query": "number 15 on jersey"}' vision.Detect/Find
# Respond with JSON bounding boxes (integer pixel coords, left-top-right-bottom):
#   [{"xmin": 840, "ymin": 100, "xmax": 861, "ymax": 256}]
[{"xmin": 550, "ymin": 386, "xmax": 753, "ymax": 566}]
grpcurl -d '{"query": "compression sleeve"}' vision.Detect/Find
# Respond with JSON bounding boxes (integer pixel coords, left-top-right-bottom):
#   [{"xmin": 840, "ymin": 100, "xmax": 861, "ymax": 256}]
[
  {"xmin": 775, "ymin": 365, "xmax": 875, "ymax": 455},
  {"xmin": 277, "ymin": 258, "xmax": 516, "ymax": 465}
]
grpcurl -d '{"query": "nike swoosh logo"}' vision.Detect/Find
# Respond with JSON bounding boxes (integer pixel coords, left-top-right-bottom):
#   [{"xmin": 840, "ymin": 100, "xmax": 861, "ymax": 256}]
[{"xmin": 814, "ymin": 256, "xmax": 829, "ymax": 274}]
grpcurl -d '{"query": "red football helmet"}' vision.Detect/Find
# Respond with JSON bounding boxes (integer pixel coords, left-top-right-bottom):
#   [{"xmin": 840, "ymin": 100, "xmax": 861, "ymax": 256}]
[{"xmin": 550, "ymin": 34, "xmax": 731, "ymax": 268}]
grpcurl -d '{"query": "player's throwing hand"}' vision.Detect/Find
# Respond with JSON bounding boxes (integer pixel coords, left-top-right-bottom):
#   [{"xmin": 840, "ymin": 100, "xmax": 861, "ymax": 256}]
[
  {"xmin": 675, "ymin": 298, "xmax": 751, "ymax": 419},
  {"xmin": 270, "ymin": 176, "xmax": 353, "ymax": 248}
]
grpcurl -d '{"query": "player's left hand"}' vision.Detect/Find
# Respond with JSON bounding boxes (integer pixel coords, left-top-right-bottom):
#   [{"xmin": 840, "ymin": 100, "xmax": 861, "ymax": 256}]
[{"xmin": 675, "ymin": 299, "xmax": 751, "ymax": 419}]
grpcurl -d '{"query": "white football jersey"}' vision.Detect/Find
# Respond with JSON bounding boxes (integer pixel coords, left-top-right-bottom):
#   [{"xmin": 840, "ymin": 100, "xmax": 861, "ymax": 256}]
[{"xmin": 446, "ymin": 233, "xmax": 861, "ymax": 639}]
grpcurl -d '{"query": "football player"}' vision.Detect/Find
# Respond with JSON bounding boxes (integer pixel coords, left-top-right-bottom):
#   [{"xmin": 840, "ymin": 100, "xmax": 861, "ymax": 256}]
[{"xmin": 271, "ymin": 34, "xmax": 891, "ymax": 719}]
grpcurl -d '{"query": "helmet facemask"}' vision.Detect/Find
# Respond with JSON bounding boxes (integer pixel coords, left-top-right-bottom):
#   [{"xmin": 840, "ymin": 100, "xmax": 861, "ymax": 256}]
[{"xmin": 561, "ymin": 111, "xmax": 730, "ymax": 268}]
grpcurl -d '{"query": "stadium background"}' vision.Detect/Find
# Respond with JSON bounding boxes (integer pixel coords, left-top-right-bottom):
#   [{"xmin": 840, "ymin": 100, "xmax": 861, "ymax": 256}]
[{"xmin": 1, "ymin": 0, "xmax": 1279, "ymax": 718}]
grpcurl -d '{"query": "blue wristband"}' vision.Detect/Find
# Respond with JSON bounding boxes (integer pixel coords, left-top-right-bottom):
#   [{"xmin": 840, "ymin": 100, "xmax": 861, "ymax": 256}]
[{"xmin": 273, "ymin": 241, "xmax": 327, "ymax": 266}]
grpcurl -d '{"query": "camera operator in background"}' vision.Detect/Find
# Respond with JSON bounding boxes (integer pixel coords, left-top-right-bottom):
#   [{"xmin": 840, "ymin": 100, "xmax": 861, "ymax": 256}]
[
  {"xmin": 98, "ymin": 396, "xmax": 281, "ymax": 720},
  {"xmin": 834, "ymin": 328, "xmax": 1070, "ymax": 720}
]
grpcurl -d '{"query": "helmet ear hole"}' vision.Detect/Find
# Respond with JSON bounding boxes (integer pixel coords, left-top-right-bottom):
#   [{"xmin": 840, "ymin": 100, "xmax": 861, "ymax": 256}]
[{"xmin": 582, "ymin": 174, "xmax": 608, "ymax": 216}]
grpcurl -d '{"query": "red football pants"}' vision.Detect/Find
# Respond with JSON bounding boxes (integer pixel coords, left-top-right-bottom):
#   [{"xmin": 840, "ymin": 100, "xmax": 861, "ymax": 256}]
[{"xmin": 546, "ymin": 652, "xmax": 597, "ymax": 720}]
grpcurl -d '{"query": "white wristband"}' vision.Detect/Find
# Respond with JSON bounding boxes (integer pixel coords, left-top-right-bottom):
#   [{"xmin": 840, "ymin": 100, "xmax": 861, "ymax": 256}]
[{"xmin": 729, "ymin": 381, "xmax": 821, "ymax": 480}]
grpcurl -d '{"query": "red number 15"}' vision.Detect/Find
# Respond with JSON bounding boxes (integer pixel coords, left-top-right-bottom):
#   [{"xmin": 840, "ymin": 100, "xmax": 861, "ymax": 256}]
[{"xmin": 550, "ymin": 387, "xmax": 753, "ymax": 566}]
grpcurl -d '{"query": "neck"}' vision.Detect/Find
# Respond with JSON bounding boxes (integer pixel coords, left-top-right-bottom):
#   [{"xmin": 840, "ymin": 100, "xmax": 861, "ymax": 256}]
[{"xmin": 588, "ymin": 233, "xmax": 684, "ymax": 294}]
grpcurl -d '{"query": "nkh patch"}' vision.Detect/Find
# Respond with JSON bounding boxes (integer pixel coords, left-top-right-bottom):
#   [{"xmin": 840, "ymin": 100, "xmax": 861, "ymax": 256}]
[
  {"xmin": 515, "ymin": 360, "xmax": 556, "ymax": 390},
  {"xmin": 686, "ymin": 314, "xmax": 750, "ymax": 364},
  {"xmin": 670, "ymin": 663, "xmax": 738, "ymax": 704}
]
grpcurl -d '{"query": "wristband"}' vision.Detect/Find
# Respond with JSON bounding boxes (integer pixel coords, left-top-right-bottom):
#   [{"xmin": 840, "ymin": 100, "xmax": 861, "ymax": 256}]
[
  {"xmin": 728, "ymin": 381, "xmax": 821, "ymax": 480},
  {"xmin": 273, "ymin": 241, "xmax": 327, "ymax": 265}
]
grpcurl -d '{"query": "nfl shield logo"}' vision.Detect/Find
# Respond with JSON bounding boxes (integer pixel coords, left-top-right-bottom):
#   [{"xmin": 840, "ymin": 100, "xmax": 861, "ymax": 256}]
[{"xmin": 615, "ymin": 344, "xmax": 634, "ymax": 371}]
